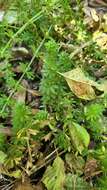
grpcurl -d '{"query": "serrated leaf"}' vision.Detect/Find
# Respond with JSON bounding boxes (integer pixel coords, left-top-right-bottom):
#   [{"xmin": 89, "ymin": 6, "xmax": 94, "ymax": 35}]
[
  {"xmin": 42, "ymin": 156, "xmax": 65, "ymax": 190},
  {"xmin": 65, "ymin": 173, "xmax": 90, "ymax": 190},
  {"xmin": 69, "ymin": 122, "xmax": 90, "ymax": 154}
]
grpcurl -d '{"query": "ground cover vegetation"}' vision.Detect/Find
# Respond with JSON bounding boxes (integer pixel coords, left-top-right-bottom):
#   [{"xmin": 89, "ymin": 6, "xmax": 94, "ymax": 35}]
[{"xmin": 0, "ymin": 0, "xmax": 107, "ymax": 189}]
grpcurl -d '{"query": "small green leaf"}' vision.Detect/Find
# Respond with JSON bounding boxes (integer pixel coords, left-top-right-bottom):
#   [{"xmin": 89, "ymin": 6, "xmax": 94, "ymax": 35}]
[
  {"xmin": 69, "ymin": 122, "xmax": 90, "ymax": 154},
  {"xmin": 42, "ymin": 156, "xmax": 65, "ymax": 190}
]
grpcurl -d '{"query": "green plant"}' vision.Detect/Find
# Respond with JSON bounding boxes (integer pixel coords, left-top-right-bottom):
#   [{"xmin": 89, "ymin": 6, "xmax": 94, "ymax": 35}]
[
  {"xmin": 0, "ymin": 0, "xmax": 107, "ymax": 189},
  {"xmin": 12, "ymin": 102, "xmax": 32, "ymax": 133},
  {"xmin": 84, "ymin": 103, "xmax": 105, "ymax": 138},
  {"xmin": 40, "ymin": 39, "xmax": 73, "ymax": 120}
]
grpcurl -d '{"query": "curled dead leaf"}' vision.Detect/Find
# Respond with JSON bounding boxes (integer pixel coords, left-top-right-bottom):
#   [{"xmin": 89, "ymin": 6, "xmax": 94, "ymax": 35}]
[
  {"xmin": 84, "ymin": 159, "xmax": 101, "ymax": 179},
  {"xmin": 59, "ymin": 68, "xmax": 97, "ymax": 100},
  {"xmin": 59, "ymin": 68, "xmax": 107, "ymax": 100}
]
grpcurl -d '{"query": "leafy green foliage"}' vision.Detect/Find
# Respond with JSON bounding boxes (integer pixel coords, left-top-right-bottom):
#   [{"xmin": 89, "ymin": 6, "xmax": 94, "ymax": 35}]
[
  {"xmin": 41, "ymin": 40, "xmax": 69, "ymax": 105},
  {"xmin": 65, "ymin": 173, "xmax": 90, "ymax": 190},
  {"xmin": 42, "ymin": 156, "xmax": 65, "ymax": 190},
  {"xmin": 0, "ymin": 0, "xmax": 107, "ymax": 189},
  {"xmin": 84, "ymin": 103, "xmax": 104, "ymax": 122},
  {"xmin": 40, "ymin": 39, "xmax": 73, "ymax": 123},
  {"xmin": 97, "ymin": 175, "xmax": 107, "ymax": 190},
  {"xmin": 69, "ymin": 122, "xmax": 90, "ymax": 154},
  {"xmin": 54, "ymin": 130, "xmax": 71, "ymax": 151},
  {"xmin": 84, "ymin": 103, "xmax": 105, "ymax": 138},
  {"xmin": 12, "ymin": 102, "xmax": 32, "ymax": 133}
]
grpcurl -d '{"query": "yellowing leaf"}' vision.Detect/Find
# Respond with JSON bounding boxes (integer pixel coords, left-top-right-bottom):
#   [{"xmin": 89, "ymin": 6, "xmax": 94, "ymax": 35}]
[
  {"xmin": 42, "ymin": 156, "xmax": 65, "ymax": 190},
  {"xmin": 90, "ymin": 8, "xmax": 99, "ymax": 22},
  {"xmin": 9, "ymin": 170, "xmax": 22, "ymax": 178},
  {"xmin": 96, "ymin": 80, "xmax": 107, "ymax": 97},
  {"xmin": 59, "ymin": 68, "xmax": 97, "ymax": 100},
  {"xmin": 97, "ymin": 80, "xmax": 107, "ymax": 92},
  {"xmin": 93, "ymin": 31, "xmax": 107, "ymax": 50},
  {"xmin": 59, "ymin": 68, "xmax": 107, "ymax": 100},
  {"xmin": 0, "ymin": 151, "xmax": 7, "ymax": 164},
  {"xmin": 102, "ymin": 14, "xmax": 107, "ymax": 32},
  {"xmin": 0, "ymin": 167, "xmax": 21, "ymax": 179},
  {"xmin": 69, "ymin": 122, "xmax": 90, "ymax": 154}
]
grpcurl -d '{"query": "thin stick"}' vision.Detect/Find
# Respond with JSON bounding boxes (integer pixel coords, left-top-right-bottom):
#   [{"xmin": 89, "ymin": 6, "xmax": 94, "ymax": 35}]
[
  {"xmin": 44, "ymin": 148, "xmax": 59, "ymax": 161},
  {"xmin": 29, "ymin": 150, "xmax": 65, "ymax": 175},
  {"xmin": 26, "ymin": 134, "xmax": 32, "ymax": 165}
]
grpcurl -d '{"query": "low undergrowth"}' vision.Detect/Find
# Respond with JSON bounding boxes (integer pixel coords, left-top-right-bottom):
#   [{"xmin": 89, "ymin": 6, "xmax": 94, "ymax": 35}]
[{"xmin": 0, "ymin": 0, "xmax": 107, "ymax": 190}]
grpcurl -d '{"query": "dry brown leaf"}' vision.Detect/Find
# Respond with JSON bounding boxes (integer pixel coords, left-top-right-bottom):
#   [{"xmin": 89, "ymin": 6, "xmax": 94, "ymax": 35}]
[
  {"xmin": 91, "ymin": 8, "xmax": 99, "ymax": 22},
  {"xmin": 33, "ymin": 182, "xmax": 43, "ymax": 190},
  {"xmin": 84, "ymin": 159, "xmax": 100, "ymax": 179},
  {"xmin": 14, "ymin": 87, "xmax": 26, "ymax": 103},
  {"xmin": 13, "ymin": 80, "xmax": 29, "ymax": 103},
  {"xmin": 42, "ymin": 132, "xmax": 52, "ymax": 142},
  {"xmin": 27, "ymin": 89, "xmax": 41, "ymax": 97},
  {"xmin": 15, "ymin": 181, "xmax": 34, "ymax": 190},
  {"xmin": 59, "ymin": 67, "xmax": 107, "ymax": 100},
  {"xmin": 66, "ymin": 79, "xmax": 96, "ymax": 100},
  {"xmin": 59, "ymin": 68, "xmax": 97, "ymax": 100}
]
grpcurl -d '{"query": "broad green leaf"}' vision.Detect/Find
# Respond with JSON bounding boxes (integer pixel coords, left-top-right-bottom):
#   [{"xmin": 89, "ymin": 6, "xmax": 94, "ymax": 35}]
[
  {"xmin": 42, "ymin": 156, "xmax": 65, "ymax": 190},
  {"xmin": 69, "ymin": 122, "xmax": 90, "ymax": 154},
  {"xmin": 65, "ymin": 173, "xmax": 90, "ymax": 190},
  {"xmin": 0, "ymin": 151, "xmax": 7, "ymax": 164}
]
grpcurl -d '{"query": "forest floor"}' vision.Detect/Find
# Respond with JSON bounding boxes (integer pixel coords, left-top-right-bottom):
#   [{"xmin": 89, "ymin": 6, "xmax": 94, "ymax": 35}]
[{"xmin": 0, "ymin": 1, "xmax": 107, "ymax": 190}]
